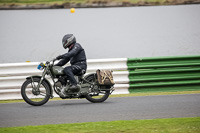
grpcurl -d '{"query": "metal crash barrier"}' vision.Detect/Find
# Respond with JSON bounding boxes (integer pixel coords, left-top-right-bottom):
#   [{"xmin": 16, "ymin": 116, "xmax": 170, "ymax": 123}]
[
  {"xmin": 0, "ymin": 55, "xmax": 200, "ymax": 100},
  {"xmin": 127, "ymin": 55, "xmax": 200, "ymax": 93},
  {"xmin": 0, "ymin": 58, "xmax": 129, "ymax": 100}
]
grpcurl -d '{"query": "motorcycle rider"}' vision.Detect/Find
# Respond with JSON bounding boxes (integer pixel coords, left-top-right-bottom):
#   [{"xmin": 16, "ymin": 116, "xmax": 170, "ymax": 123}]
[{"xmin": 55, "ymin": 34, "xmax": 87, "ymax": 92}]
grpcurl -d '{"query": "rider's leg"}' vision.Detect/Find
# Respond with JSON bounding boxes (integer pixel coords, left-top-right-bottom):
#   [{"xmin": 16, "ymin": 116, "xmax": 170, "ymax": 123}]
[{"xmin": 64, "ymin": 66, "xmax": 77, "ymax": 86}]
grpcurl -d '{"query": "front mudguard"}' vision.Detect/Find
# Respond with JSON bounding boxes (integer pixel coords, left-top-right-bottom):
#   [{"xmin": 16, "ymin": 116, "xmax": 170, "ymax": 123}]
[{"xmin": 26, "ymin": 76, "xmax": 54, "ymax": 98}]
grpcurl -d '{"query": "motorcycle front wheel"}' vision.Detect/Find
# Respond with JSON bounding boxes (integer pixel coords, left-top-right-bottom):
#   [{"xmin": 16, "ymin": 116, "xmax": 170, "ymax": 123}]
[
  {"xmin": 21, "ymin": 77, "xmax": 51, "ymax": 106},
  {"xmin": 84, "ymin": 74, "xmax": 110, "ymax": 103}
]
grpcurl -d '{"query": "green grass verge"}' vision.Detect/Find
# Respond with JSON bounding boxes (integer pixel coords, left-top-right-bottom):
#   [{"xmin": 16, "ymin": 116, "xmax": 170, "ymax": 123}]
[
  {"xmin": 1, "ymin": 90, "xmax": 200, "ymax": 104},
  {"xmin": 116, "ymin": 90, "xmax": 200, "ymax": 97},
  {"xmin": 0, "ymin": 0, "xmax": 178, "ymax": 6},
  {"xmin": 129, "ymin": 86, "xmax": 200, "ymax": 93},
  {"xmin": 0, "ymin": 117, "xmax": 200, "ymax": 133}
]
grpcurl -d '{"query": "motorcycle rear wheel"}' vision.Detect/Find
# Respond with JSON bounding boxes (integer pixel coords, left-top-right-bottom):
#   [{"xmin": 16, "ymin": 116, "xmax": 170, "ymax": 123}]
[
  {"xmin": 21, "ymin": 78, "xmax": 51, "ymax": 106},
  {"xmin": 84, "ymin": 74, "xmax": 110, "ymax": 103}
]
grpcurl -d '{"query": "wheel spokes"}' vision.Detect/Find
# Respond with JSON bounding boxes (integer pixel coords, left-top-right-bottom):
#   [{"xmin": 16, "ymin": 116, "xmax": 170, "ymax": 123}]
[{"xmin": 25, "ymin": 82, "xmax": 47, "ymax": 102}]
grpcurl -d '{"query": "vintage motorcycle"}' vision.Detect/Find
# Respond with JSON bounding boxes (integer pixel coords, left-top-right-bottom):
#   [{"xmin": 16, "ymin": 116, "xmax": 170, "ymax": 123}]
[{"xmin": 21, "ymin": 59, "xmax": 115, "ymax": 106}]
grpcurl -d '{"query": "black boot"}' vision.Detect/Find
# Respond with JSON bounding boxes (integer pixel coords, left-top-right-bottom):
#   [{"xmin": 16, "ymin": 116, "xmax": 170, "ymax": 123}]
[{"xmin": 69, "ymin": 85, "xmax": 80, "ymax": 92}]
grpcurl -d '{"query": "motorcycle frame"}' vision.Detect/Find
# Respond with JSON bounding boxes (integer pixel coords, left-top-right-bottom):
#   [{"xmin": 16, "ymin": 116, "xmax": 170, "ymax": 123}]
[{"xmin": 29, "ymin": 60, "xmax": 97, "ymax": 99}]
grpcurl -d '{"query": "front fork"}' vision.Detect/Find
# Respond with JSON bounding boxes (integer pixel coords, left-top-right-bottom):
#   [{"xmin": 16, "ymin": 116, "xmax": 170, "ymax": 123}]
[{"xmin": 30, "ymin": 68, "xmax": 47, "ymax": 92}]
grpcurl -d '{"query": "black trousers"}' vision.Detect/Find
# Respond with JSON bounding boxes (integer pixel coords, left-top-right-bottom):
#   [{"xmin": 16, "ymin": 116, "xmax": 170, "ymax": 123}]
[{"xmin": 63, "ymin": 62, "xmax": 87, "ymax": 85}]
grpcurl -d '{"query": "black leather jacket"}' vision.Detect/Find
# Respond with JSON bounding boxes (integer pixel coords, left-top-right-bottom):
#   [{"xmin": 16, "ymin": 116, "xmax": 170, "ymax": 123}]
[{"xmin": 56, "ymin": 43, "xmax": 87, "ymax": 66}]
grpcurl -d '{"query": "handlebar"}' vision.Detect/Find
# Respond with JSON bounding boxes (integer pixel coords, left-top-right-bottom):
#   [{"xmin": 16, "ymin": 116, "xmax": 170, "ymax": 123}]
[
  {"xmin": 51, "ymin": 58, "xmax": 57, "ymax": 63},
  {"xmin": 46, "ymin": 58, "xmax": 57, "ymax": 65}
]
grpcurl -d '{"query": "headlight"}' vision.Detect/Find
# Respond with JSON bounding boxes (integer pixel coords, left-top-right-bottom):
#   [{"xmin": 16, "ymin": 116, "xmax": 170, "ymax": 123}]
[{"xmin": 37, "ymin": 63, "xmax": 45, "ymax": 70}]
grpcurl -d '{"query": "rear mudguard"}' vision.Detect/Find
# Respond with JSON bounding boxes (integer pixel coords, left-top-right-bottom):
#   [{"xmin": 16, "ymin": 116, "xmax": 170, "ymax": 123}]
[
  {"xmin": 83, "ymin": 73, "xmax": 113, "ymax": 91},
  {"xmin": 83, "ymin": 73, "xmax": 96, "ymax": 81},
  {"xmin": 26, "ymin": 76, "xmax": 53, "ymax": 98}
]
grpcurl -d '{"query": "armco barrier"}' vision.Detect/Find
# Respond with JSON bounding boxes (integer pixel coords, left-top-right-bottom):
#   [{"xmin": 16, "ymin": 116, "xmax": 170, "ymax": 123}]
[
  {"xmin": 1, "ymin": 55, "xmax": 200, "ymax": 100},
  {"xmin": 127, "ymin": 55, "xmax": 200, "ymax": 92},
  {"xmin": 0, "ymin": 58, "xmax": 129, "ymax": 100}
]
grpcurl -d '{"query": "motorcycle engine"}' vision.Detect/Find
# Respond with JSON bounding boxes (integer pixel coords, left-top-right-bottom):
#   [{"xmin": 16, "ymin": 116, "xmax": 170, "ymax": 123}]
[
  {"xmin": 55, "ymin": 81, "xmax": 62, "ymax": 89},
  {"xmin": 54, "ymin": 76, "xmax": 67, "ymax": 94},
  {"xmin": 58, "ymin": 76, "xmax": 67, "ymax": 86},
  {"xmin": 54, "ymin": 81, "xmax": 62, "ymax": 94}
]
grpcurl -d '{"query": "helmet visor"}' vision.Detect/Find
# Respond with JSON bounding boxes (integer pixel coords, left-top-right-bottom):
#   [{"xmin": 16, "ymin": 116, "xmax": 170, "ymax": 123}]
[{"xmin": 62, "ymin": 40, "xmax": 69, "ymax": 49}]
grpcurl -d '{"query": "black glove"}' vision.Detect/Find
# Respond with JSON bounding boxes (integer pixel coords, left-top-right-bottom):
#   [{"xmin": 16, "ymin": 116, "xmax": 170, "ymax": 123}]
[{"xmin": 56, "ymin": 55, "xmax": 63, "ymax": 60}]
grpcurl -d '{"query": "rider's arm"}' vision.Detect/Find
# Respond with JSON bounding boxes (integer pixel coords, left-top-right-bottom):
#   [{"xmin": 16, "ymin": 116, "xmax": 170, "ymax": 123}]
[
  {"xmin": 55, "ymin": 58, "xmax": 70, "ymax": 66},
  {"xmin": 55, "ymin": 44, "xmax": 82, "ymax": 66},
  {"xmin": 62, "ymin": 44, "xmax": 82, "ymax": 59}
]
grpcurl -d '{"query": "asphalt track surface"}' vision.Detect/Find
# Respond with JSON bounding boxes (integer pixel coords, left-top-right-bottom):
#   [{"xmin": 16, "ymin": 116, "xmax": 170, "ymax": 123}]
[{"xmin": 0, "ymin": 94, "xmax": 200, "ymax": 127}]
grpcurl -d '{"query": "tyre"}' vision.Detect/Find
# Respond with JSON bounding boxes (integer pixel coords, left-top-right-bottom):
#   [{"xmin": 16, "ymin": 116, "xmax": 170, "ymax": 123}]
[
  {"xmin": 84, "ymin": 74, "xmax": 110, "ymax": 103},
  {"xmin": 21, "ymin": 78, "xmax": 51, "ymax": 106}
]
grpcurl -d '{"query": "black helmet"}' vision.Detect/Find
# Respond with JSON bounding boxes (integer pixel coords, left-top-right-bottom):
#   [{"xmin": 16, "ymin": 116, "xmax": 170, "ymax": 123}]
[{"xmin": 62, "ymin": 34, "xmax": 76, "ymax": 49}]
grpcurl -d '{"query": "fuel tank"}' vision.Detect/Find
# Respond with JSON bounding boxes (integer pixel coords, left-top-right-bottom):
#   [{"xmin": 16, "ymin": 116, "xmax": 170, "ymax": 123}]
[{"xmin": 51, "ymin": 66, "xmax": 65, "ymax": 76}]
